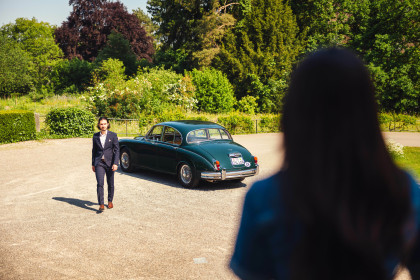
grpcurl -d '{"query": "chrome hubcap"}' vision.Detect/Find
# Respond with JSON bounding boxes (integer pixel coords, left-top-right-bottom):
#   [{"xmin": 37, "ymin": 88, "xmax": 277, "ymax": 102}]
[
  {"xmin": 180, "ymin": 164, "xmax": 192, "ymax": 184},
  {"xmin": 121, "ymin": 152, "xmax": 130, "ymax": 169}
]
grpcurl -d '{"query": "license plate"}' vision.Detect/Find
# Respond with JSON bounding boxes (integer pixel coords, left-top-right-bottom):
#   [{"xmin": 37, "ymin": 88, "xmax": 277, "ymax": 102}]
[{"xmin": 231, "ymin": 157, "xmax": 244, "ymax": 165}]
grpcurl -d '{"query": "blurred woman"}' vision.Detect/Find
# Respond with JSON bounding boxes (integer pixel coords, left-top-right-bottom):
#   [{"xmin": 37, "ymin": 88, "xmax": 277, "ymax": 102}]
[{"xmin": 230, "ymin": 48, "xmax": 420, "ymax": 279}]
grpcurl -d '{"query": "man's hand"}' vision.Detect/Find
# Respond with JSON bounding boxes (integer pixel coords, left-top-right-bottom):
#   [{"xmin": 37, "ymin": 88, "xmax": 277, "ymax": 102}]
[
  {"xmin": 112, "ymin": 164, "xmax": 118, "ymax": 171},
  {"xmin": 92, "ymin": 166, "xmax": 95, "ymax": 172}
]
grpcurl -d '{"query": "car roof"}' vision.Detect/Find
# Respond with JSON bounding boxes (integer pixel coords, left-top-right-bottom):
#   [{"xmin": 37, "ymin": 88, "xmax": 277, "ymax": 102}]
[{"xmin": 157, "ymin": 120, "xmax": 225, "ymax": 135}]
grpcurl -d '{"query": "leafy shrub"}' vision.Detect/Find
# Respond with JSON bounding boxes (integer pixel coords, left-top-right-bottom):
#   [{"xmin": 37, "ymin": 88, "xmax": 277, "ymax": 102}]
[
  {"xmin": 190, "ymin": 68, "xmax": 236, "ymax": 113},
  {"xmin": 93, "ymin": 58, "xmax": 126, "ymax": 86},
  {"xmin": 0, "ymin": 110, "xmax": 36, "ymax": 143},
  {"xmin": 46, "ymin": 107, "xmax": 95, "ymax": 136},
  {"xmin": 50, "ymin": 58, "xmax": 93, "ymax": 94},
  {"xmin": 237, "ymin": 95, "xmax": 258, "ymax": 115},
  {"xmin": 87, "ymin": 67, "xmax": 196, "ymax": 118},
  {"xmin": 243, "ymin": 74, "xmax": 287, "ymax": 113},
  {"xmin": 379, "ymin": 113, "xmax": 417, "ymax": 131},
  {"xmin": 259, "ymin": 114, "xmax": 281, "ymax": 133},
  {"xmin": 218, "ymin": 113, "xmax": 254, "ymax": 134}
]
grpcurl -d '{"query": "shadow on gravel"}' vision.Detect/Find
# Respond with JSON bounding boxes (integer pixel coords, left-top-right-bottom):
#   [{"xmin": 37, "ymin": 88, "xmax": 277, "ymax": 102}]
[
  {"xmin": 52, "ymin": 197, "xmax": 98, "ymax": 212},
  {"xmin": 116, "ymin": 169, "xmax": 247, "ymax": 191}
]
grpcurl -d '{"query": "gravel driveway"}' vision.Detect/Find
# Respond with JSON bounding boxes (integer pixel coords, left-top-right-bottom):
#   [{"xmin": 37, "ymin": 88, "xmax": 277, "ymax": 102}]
[{"xmin": 0, "ymin": 132, "xmax": 418, "ymax": 279}]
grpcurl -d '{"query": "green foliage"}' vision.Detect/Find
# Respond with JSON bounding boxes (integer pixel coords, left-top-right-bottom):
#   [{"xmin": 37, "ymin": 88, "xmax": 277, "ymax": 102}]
[
  {"xmin": 49, "ymin": 58, "xmax": 93, "ymax": 94},
  {"xmin": 0, "ymin": 18, "xmax": 63, "ymax": 96},
  {"xmin": 190, "ymin": 68, "xmax": 236, "ymax": 113},
  {"xmin": 0, "ymin": 110, "xmax": 36, "ymax": 143},
  {"xmin": 213, "ymin": 0, "xmax": 302, "ymax": 104},
  {"xmin": 95, "ymin": 31, "xmax": 138, "ymax": 77},
  {"xmin": 0, "ymin": 34, "xmax": 33, "ymax": 96},
  {"xmin": 259, "ymin": 114, "xmax": 281, "ymax": 133},
  {"xmin": 237, "ymin": 95, "xmax": 258, "ymax": 115},
  {"xmin": 379, "ymin": 113, "xmax": 417, "ymax": 131},
  {"xmin": 45, "ymin": 107, "xmax": 95, "ymax": 136},
  {"xmin": 217, "ymin": 113, "xmax": 254, "ymax": 134},
  {"xmin": 93, "ymin": 58, "xmax": 127, "ymax": 85},
  {"xmin": 87, "ymin": 67, "xmax": 196, "ymax": 118}
]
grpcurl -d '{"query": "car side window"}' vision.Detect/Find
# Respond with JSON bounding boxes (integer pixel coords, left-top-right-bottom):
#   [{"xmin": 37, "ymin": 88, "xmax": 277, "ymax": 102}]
[
  {"xmin": 187, "ymin": 129, "xmax": 207, "ymax": 143},
  {"xmin": 146, "ymin": 125, "xmax": 163, "ymax": 141},
  {"xmin": 208, "ymin": 128, "xmax": 222, "ymax": 140},
  {"xmin": 220, "ymin": 129, "xmax": 231, "ymax": 140},
  {"xmin": 163, "ymin": 126, "xmax": 182, "ymax": 145}
]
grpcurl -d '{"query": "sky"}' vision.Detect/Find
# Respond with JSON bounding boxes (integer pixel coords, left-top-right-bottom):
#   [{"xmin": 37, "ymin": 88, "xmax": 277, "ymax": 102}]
[{"xmin": 0, "ymin": 0, "xmax": 149, "ymax": 26}]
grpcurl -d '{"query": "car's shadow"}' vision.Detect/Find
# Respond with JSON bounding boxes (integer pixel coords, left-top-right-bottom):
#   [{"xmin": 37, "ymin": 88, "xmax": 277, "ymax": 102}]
[
  {"xmin": 52, "ymin": 197, "xmax": 102, "ymax": 213},
  {"xmin": 116, "ymin": 169, "xmax": 247, "ymax": 191}
]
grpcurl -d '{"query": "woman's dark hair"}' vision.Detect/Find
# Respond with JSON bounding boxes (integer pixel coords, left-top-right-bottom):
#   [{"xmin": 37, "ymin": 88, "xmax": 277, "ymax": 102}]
[
  {"xmin": 281, "ymin": 48, "xmax": 410, "ymax": 279},
  {"xmin": 97, "ymin": 116, "xmax": 110, "ymax": 130}
]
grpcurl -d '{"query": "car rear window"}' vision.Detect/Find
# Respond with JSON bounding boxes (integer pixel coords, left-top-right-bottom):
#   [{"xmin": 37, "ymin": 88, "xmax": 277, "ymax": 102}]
[{"xmin": 187, "ymin": 128, "xmax": 231, "ymax": 143}]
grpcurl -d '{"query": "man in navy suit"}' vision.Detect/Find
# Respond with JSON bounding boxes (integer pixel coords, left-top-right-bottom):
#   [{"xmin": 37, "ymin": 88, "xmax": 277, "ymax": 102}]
[{"xmin": 92, "ymin": 117, "xmax": 120, "ymax": 212}]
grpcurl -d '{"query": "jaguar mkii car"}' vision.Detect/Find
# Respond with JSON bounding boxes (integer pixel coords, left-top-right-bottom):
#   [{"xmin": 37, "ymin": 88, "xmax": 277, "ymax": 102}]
[{"xmin": 119, "ymin": 120, "xmax": 259, "ymax": 188}]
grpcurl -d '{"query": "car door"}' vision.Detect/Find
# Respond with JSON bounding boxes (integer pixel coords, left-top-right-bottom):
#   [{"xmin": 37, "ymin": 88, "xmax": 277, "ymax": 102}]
[
  {"xmin": 133, "ymin": 125, "xmax": 163, "ymax": 170},
  {"xmin": 155, "ymin": 126, "xmax": 181, "ymax": 174}
]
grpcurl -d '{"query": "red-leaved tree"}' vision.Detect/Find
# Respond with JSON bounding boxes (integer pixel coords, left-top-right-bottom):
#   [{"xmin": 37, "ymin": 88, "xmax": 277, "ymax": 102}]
[{"xmin": 55, "ymin": 0, "xmax": 154, "ymax": 62}]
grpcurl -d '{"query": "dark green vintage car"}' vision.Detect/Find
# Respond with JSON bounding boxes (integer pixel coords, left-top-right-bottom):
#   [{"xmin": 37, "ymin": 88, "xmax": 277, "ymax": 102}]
[{"xmin": 119, "ymin": 120, "xmax": 259, "ymax": 188}]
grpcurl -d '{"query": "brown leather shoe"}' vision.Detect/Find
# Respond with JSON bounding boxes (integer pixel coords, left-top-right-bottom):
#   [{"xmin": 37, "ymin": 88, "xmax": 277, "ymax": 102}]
[
  {"xmin": 108, "ymin": 202, "xmax": 113, "ymax": 209},
  {"xmin": 99, "ymin": 204, "xmax": 105, "ymax": 211}
]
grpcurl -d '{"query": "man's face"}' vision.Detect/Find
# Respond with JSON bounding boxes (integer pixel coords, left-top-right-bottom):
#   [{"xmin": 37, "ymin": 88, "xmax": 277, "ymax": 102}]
[{"xmin": 99, "ymin": 119, "xmax": 108, "ymax": 132}]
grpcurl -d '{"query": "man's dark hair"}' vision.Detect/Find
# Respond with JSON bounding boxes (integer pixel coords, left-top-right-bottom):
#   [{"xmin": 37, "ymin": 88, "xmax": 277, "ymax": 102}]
[{"xmin": 97, "ymin": 116, "xmax": 111, "ymax": 130}]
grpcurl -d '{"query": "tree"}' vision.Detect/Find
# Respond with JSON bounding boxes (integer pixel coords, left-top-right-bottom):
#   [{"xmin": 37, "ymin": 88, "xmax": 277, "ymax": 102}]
[
  {"xmin": 1, "ymin": 18, "xmax": 63, "ymax": 92},
  {"xmin": 132, "ymin": 8, "xmax": 159, "ymax": 45},
  {"xmin": 148, "ymin": 0, "xmax": 237, "ymax": 71},
  {"xmin": 290, "ymin": 0, "xmax": 419, "ymax": 114},
  {"xmin": 213, "ymin": 0, "xmax": 302, "ymax": 110},
  {"xmin": 0, "ymin": 34, "xmax": 33, "ymax": 96},
  {"xmin": 95, "ymin": 31, "xmax": 138, "ymax": 76},
  {"xmin": 55, "ymin": 0, "xmax": 154, "ymax": 62}
]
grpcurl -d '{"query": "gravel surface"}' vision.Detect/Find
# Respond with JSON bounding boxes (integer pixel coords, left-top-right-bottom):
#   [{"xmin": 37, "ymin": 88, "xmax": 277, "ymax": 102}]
[{"xmin": 0, "ymin": 132, "xmax": 418, "ymax": 279}]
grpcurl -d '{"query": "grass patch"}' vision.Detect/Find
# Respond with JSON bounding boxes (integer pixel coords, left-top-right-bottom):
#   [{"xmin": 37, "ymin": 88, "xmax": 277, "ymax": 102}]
[
  {"xmin": 395, "ymin": 147, "xmax": 420, "ymax": 180},
  {"xmin": 0, "ymin": 95, "xmax": 88, "ymax": 115}
]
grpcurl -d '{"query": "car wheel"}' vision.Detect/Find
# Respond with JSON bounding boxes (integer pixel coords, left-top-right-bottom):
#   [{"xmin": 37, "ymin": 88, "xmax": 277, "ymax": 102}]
[
  {"xmin": 178, "ymin": 163, "xmax": 199, "ymax": 188},
  {"xmin": 120, "ymin": 148, "xmax": 133, "ymax": 172}
]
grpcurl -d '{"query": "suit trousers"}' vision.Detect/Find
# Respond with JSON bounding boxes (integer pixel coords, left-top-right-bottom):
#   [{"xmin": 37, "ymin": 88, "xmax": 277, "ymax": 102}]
[{"xmin": 95, "ymin": 161, "xmax": 115, "ymax": 205}]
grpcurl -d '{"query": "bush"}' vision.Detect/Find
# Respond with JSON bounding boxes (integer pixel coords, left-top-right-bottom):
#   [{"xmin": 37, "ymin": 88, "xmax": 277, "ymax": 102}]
[
  {"xmin": 190, "ymin": 68, "xmax": 236, "ymax": 113},
  {"xmin": 46, "ymin": 108, "xmax": 95, "ymax": 136},
  {"xmin": 50, "ymin": 58, "xmax": 93, "ymax": 94},
  {"xmin": 218, "ymin": 113, "xmax": 254, "ymax": 134},
  {"xmin": 87, "ymin": 67, "xmax": 197, "ymax": 118},
  {"xmin": 379, "ymin": 113, "xmax": 417, "ymax": 131},
  {"xmin": 237, "ymin": 95, "xmax": 259, "ymax": 115},
  {"xmin": 0, "ymin": 110, "xmax": 36, "ymax": 143},
  {"xmin": 259, "ymin": 114, "xmax": 281, "ymax": 133}
]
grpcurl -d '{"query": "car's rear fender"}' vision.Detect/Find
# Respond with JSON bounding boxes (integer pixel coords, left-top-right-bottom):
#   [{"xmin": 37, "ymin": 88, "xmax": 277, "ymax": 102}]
[{"xmin": 176, "ymin": 148, "xmax": 215, "ymax": 173}]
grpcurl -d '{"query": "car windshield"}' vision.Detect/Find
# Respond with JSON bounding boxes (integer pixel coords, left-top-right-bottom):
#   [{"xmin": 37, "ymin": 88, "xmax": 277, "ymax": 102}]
[{"xmin": 187, "ymin": 128, "xmax": 231, "ymax": 143}]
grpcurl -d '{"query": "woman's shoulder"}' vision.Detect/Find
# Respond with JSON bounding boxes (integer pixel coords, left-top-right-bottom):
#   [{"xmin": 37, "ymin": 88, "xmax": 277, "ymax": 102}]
[
  {"xmin": 247, "ymin": 171, "xmax": 285, "ymax": 198},
  {"xmin": 406, "ymin": 171, "xmax": 420, "ymax": 212},
  {"xmin": 244, "ymin": 171, "xmax": 288, "ymax": 217}
]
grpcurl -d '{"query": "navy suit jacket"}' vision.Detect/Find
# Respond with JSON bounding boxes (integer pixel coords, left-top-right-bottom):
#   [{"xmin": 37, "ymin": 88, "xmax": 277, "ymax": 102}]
[{"xmin": 92, "ymin": 131, "xmax": 120, "ymax": 167}]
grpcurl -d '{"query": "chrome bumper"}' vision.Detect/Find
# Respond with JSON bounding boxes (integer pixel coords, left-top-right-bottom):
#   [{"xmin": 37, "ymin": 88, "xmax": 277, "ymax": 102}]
[{"xmin": 201, "ymin": 165, "xmax": 259, "ymax": 180}]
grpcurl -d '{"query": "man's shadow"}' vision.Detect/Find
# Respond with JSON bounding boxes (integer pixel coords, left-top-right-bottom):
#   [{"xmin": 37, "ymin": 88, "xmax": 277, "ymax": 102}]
[{"xmin": 52, "ymin": 197, "xmax": 99, "ymax": 213}]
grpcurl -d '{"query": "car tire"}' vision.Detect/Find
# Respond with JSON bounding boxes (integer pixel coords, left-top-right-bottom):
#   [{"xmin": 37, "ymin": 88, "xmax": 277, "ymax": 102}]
[
  {"xmin": 178, "ymin": 162, "xmax": 199, "ymax": 188},
  {"xmin": 120, "ymin": 148, "xmax": 133, "ymax": 173}
]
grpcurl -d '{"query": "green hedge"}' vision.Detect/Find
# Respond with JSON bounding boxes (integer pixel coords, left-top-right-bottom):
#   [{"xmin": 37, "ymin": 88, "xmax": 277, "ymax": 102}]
[
  {"xmin": 379, "ymin": 113, "xmax": 417, "ymax": 131},
  {"xmin": 218, "ymin": 114, "xmax": 254, "ymax": 134},
  {"xmin": 0, "ymin": 110, "xmax": 36, "ymax": 144},
  {"xmin": 46, "ymin": 108, "xmax": 95, "ymax": 136}
]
